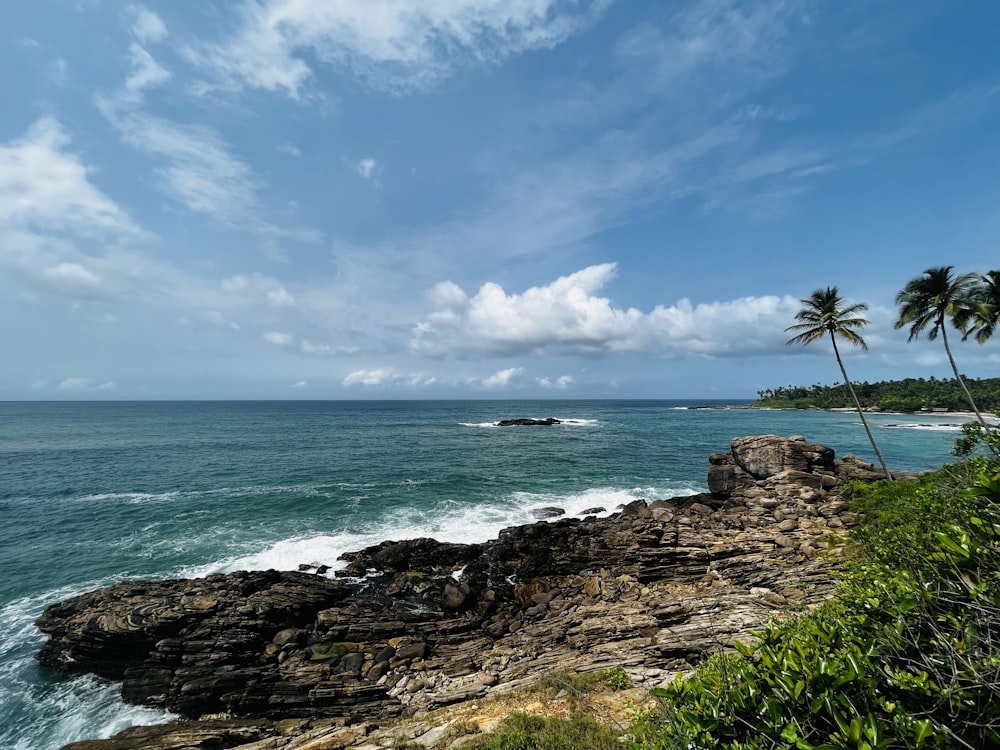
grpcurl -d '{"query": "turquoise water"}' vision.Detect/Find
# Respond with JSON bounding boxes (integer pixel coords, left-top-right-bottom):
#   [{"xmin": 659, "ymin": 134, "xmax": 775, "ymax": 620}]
[{"xmin": 0, "ymin": 400, "xmax": 968, "ymax": 748}]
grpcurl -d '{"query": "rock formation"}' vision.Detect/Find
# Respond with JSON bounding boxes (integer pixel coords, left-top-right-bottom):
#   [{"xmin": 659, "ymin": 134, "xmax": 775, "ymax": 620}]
[
  {"xmin": 495, "ymin": 418, "xmax": 561, "ymax": 426},
  {"xmin": 38, "ymin": 435, "xmax": 886, "ymax": 750}
]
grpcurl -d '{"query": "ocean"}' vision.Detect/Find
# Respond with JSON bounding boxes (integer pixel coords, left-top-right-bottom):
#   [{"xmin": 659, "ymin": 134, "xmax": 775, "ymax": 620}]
[{"xmin": 0, "ymin": 399, "xmax": 970, "ymax": 749}]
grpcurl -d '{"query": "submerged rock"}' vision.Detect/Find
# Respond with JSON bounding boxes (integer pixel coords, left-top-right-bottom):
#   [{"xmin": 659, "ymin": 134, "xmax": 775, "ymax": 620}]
[{"xmin": 495, "ymin": 418, "xmax": 561, "ymax": 426}]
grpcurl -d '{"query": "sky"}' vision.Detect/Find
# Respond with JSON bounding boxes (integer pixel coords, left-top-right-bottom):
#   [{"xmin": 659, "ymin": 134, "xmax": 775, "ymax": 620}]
[{"xmin": 1, "ymin": 1, "xmax": 998, "ymax": 400}]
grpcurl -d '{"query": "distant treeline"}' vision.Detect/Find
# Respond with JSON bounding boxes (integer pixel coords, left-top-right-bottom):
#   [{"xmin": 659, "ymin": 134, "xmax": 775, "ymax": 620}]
[{"xmin": 756, "ymin": 376, "xmax": 1000, "ymax": 413}]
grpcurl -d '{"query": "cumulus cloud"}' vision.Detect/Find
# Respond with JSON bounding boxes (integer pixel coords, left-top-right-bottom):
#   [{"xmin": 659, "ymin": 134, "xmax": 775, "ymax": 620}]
[
  {"xmin": 342, "ymin": 368, "xmax": 435, "ymax": 387},
  {"xmin": 182, "ymin": 0, "xmax": 612, "ymax": 97},
  {"xmin": 479, "ymin": 367, "xmax": 525, "ymax": 388},
  {"xmin": 412, "ymin": 263, "xmax": 801, "ymax": 358}
]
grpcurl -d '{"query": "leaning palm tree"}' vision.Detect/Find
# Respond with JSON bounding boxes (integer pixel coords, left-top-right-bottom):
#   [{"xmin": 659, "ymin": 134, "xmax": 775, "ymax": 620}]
[
  {"xmin": 965, "ymin": 270, "xmax": 1000, "ymax": 345},
  {"xmin": 786, "ymin": 287, "xmax": 892, "ymax": 480},
  {"xmin": 894, "ymin": 266, "xmax": 988, "ymax": 427}
]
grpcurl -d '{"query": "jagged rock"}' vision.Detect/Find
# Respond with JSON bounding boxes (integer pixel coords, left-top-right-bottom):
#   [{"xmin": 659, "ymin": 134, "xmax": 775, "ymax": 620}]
[
  {"xmin": 35, "ymin": 434, "xmax": 887, "ymax": 750},
  {"xmin": 708, "ymin": 459, "xmax": 755, "ymax": 497},
  {"xmin": 836, "ymin": 454, "xmax": 889, "ymax": 482},
  {"xmin": 731, "ymin": 435, "xmax": 835, "ymax": 479}
]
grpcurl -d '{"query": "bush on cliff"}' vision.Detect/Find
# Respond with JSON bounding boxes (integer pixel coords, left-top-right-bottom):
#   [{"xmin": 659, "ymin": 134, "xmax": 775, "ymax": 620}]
[{"xmin": 630, "ymin": 460, "xmax": 1000, "ymax": 750}]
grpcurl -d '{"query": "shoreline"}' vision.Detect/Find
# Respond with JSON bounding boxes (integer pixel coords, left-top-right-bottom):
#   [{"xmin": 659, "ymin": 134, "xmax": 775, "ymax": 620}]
[
  {"xmin": 41, "ymin": 434, "xmax": 882, "ymax": 750},
  {"xmin": 699, "ymin": 403, "xmax": 999, "ymax": 423}
]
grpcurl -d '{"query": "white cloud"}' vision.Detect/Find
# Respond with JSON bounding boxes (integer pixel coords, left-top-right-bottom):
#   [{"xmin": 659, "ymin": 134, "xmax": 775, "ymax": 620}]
[
  {"xmin": 266, "ymin": 287, "xmax": 295, "ymax": 307},
  {"xmin": 343, "ymin": 367, "xmax": 398, "ymax": 387},
  {"xmin": 479, "ymin": 367, "xmax": 525, "ymax": 388},
  {"xmin": 342, "ymin": 367, "xmax": 434, "ymax": 387},
  {"xmin": 59, "ymin": 377, "xmax": 91, "ymax": 391},
  {"xmin": 278, "ymin": 142, "xmax": 302, "ymax": 157},
  {"xmin": 915, "ymin": 352, "xmax": 946, "ymax": 367},
  {"xmin": 182, "ymin": 0, "xmax": 612, "ymax": 97},
  {"xmin": 58, "ymin": 377, "xmax": 115, "ymax": 391},
  {"xmin": 44, "ymin": 262, "xmax": 101, "ymax": 287},
  {"xmin": 299, "ymin": 339, "xmax": 337, "ymax": 356},
  {"xmin": 0, "ymin": 118, "xmax": 140, "ymax": 237},
  {"xmin": 263, "ymin": 331, "xmax": 294, "ymax": 346},
  {"xmin": 125, "ymin": 44, "xmax": 171, "ymax": 92},
  {"xmin": 292, "ymin": 380, "xmax": 308, "ymax": 388},
  {"xmin": 41, "ymin": 262, "xmax": 105, "ymax": 298},
  {"xmin": 126, "ymin": 5, "xmax": 168, "ymax": 44},
  {"xmin": 97, "ymin": 100, "xmax": 261, "ymax": 224},
  {"xmin": 413, "ymin": 263, "xmax": 801, "ymax": 358},
  {"xmin": 357, "ymin": 158, "xmax": 379, "ymax": 179},
  {"xmin": 222, "ymin": 273, "xmax": 295, "ymax": 307},
  {"xmin": 538, "ymin": 374, "xmax": 573, "ymax": 389}
]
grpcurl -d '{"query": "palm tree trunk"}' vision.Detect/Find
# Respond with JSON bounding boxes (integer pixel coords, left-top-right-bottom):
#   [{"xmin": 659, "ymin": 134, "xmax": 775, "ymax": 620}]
[
  {"xmin": 831, "ymin": 335, "xmax": 893, "ymax": 480},
  {"xmin": 940, "ymin": 324, "xmax": 989, "ymax": 427}
]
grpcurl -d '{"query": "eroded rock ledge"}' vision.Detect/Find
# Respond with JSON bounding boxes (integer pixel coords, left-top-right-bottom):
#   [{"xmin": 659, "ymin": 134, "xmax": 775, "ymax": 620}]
[{"xmin": 38, "ymin": 435, "xmax": 887, "ymax": 750}]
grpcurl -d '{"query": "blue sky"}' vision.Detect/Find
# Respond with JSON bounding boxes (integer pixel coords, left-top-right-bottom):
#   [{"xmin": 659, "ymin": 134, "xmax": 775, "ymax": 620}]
[{"xmin": 1, "ymin": 1, "xmax": 998, "ymax": 400}]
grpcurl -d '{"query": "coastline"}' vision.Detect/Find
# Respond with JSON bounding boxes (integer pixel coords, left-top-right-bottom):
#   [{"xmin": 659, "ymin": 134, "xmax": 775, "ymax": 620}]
[{"xmin": 41, "ymin": 435, "xmax": 881, "ymax": 750}]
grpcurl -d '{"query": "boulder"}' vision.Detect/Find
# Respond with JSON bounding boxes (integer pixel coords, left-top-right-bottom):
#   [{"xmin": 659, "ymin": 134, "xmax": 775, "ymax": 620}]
[{"xmin": 731, "ymin": 435, "xmax": 834, "ymax": 479}]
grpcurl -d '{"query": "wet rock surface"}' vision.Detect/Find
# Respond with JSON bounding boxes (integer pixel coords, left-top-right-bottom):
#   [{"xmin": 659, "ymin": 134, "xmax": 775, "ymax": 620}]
[
  {"xmin": 39, "ymin": 435, "xmax": 886, "ymax": 750},
  {"xmin": 495, "ymin": 418, "xmax": 562, "ymax": 426}
]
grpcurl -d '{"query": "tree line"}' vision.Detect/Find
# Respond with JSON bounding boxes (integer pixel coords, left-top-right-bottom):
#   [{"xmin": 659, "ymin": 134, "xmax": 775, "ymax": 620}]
[
  {"xmin": 756, "ymin": 376, "xmax": 1000, "ymax": 413},
  {"xmin": 783, "ymin": 266, "xmax": 998, "ymax": 480}
]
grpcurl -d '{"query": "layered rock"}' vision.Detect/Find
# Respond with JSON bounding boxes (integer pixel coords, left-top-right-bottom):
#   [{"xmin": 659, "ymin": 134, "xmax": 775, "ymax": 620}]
[{"xmin": 38, "ymin": 435, "xmax": 886, "ymax": 750}]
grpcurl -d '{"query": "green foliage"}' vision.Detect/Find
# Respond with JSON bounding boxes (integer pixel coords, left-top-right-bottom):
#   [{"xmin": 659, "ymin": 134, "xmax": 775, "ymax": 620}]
[
  {"xmin": 629, "ymin": 464, "xmax": 1000, "ymax": 750},
  {"xmin": 462, "ymin": 711, "xmax": 624, "ymax": 749},
  {"xmin": 755, "ymin": 377, "xmax": 1000, "ymax": 413},
  {"xmin": 953, "ymin": 420, "xmax": 1000, "ymax": 461},
  {"xmin": 541, "ymin": 670, "xmax": 605, "ymax": 698},
  {"xmin": 603, "ymin": 667, "xmax": 632, "ymax": 691}
]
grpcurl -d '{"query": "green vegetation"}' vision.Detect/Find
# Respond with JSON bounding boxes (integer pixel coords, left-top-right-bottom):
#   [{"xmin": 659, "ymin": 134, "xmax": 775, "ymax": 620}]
[
  {"xmin": 785, "ymin": 286, "xmax": 892, "ymax": 480},
  {"xmin": 629, "ymin": 457, "xmax": 1000, "ymax": 749},
  {"xmin": 755, "ymin": 376, "xmax": 1000, "ymax": 413},
  {"xmin": 462, "ymin": 711, "xmax": 623, "ymax": 750}
]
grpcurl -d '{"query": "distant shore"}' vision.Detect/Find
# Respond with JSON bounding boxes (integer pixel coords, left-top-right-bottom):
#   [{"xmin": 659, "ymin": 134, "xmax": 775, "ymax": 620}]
[{"xmin": 690, "ymin": 403, "xmax": 999, "ymax": 425}]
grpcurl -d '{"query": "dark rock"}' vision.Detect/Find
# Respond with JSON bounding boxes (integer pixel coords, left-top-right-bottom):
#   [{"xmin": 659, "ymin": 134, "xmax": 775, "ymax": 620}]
[
  {"xmin": 495, "ymin": 418, "xmax": 561, "ymax": 426},
  {"xmin": 529, "ymin": 506, "xmax": 565, "ymax": 519}
]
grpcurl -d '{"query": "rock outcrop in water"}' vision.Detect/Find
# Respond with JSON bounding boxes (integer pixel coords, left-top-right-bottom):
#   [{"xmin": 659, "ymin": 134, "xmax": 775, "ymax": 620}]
[
  {"xmin": 495, "ymin": 417, "xmax": 562, "ymax": 426},
  {"xmin": 38, "ymin": 435, "xmax": 885, "ymax": 750}
]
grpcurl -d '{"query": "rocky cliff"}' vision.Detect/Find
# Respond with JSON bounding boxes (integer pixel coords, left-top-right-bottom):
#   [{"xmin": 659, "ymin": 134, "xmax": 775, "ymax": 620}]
[{"xmin": 37, "ymin": 435, "xmax": 886, "ymax": 750}]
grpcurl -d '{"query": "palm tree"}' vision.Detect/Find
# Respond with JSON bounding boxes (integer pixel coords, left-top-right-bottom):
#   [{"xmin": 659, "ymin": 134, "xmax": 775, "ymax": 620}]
[
  {"xmin": 894, "ymin": 266, "xmax": 988, "ymax": 427},
  {"xmin": 965, "ymin": 270, "xmax": 1000, "ymax": 345},
  {"xmin": 786, "ymin": 287, "xmax": 892, "ymax": 480}
]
